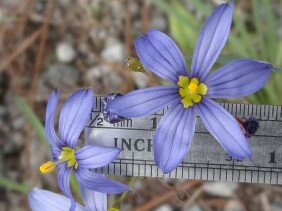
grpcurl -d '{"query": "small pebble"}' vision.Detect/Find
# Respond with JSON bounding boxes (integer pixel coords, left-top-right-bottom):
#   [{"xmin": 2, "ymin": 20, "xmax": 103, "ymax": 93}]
[
  {"xmin": 203, "ymin": 182, "xmax": 238, "ymax": 198},
  {"xmin": 132, "ymin": 72, "xmax": 149, "ymax": 88},
  {"xmin": 154, "ymin": 204, "xmax": 173, "ymax": 211},
  {"xmin": 56, "ymin": 42, "xmax": 76, "ymax": 63},
  {"xmin": 185, "ymin": 204, "xmax": 203, "ymax": 211},
  {"xmin": 101, "ymin": 38, "xmax": 124, "ymax": 63},
  {"xmin": 224, "ymin": 200, "xmax": 243, "ymax": 211}
]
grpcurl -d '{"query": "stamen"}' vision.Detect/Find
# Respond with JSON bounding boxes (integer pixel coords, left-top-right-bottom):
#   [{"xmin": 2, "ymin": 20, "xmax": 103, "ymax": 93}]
[
  {"xmin": 39, "ymin": 159, "xmax": 66, "ymax": 173},
  {"xmin": 40, "ymin": 161, "xmax": 55, "ymax": 173},
  {"xmin": 39, "ymin": 147, "xmax": 78, "ymax": 174},
  {"xmin": 177, "ymin": 76, "xmax": 208, "ymax": 108}
]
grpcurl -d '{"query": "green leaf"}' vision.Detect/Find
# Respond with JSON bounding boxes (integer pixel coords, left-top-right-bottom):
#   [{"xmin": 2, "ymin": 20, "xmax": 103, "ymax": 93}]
[
  {"xmin": 261, "ymin": 0, "xmax": 278, "ymax": 62},
  {"xmin": 233, "ymin": 14, "xmax": 258, "ymax": 58},
  {"xmin": 15, "ymin": 98, "xmax": 49, "ymax": 149},
  {"xmin": 252, "ymin": 0, "xmax": 267, "ymax": 59},
  {"xmin": 0, "ymin": 177, "xmax": 30, "ymax": 193},
  {"xmin": 15, "ymin": 98, "xmax": 81, "ymax": 197}
]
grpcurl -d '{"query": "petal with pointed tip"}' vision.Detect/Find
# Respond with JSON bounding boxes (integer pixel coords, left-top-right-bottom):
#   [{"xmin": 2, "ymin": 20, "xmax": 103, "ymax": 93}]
[
  {"xmin": 80, "ymin": 184, "xmax": 107, "ymax": 211},
  {"xmin": 105, "ymin": 86, "xmax": 179, "ymax": 118},
  {"xmin": 154, "ymin": 104, "xmax": 196, "ymax": 174},
  {"xmin": 45, "ymin": 90, "xmax": 62, "ymax": 158},
  {"xmin": 205, "ymin": 59, "xmax": 273, "ymax": 98},
  {"xmin": 76, "ymin": 145, "xmax": 120, "ymax": 169},
  {"xmin": 28, "ymin": 188, "xmax": 85, "ymax": 211},
  {"xmin": 135, "ymin": 29, "xmax": 188, "ymax": 83},
  {"xmin": 57, "ymin": 164, "xmax": 76, "ymax": 211},
  {"xmin": 76, "ymin": 168, "xmax": 128, "ymax": 194},
  {"xmin": 196, "ymin": 98, "xmax": 251, "ymax": 160},
  {"xmin": 59, "ymin": 89, "xmax": 93, "ymax": 148},
  {"xmin": 190, "ymin": 2, "xmax": 233, "ymax": 80}
]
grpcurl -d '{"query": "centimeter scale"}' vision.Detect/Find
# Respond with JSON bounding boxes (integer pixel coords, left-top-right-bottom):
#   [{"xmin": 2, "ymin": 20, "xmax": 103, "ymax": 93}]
[{"xmin": 85, "ymin": 97, "xmax": 282, "ymax": 184}]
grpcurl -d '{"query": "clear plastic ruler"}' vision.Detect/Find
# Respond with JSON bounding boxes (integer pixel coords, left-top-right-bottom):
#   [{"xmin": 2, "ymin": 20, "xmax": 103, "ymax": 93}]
[{"xmin": 85, "ymin": 97, "xmax": 282, "ymax": 184}]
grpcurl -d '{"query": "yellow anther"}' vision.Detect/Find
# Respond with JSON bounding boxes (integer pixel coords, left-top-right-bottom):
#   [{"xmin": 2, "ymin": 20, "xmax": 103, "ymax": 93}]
[
  {"xmin": 177, "ymin": 76, "xmax": 208, "ymax": 108},
  {"xmin": 39, "ymin": 147, "xmax": 78, "ymax": 174},
  {"xmin": 40, "ymin": 161, "xmax": 56, "ymax": 174}
]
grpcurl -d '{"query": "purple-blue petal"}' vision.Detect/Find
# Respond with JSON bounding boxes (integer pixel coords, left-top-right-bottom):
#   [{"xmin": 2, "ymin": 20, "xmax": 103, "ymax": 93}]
[
  {"xmin": 59, "ymin": 89, "xmax": 94, "ymax": 148},
  {"xmin": 57, "ymin": 164, "xmax": 76, "ymax": 211},
  {"xmin": 196, "ymin": 98, "xmax": 252, "ymax": 160},
  {"xmin": 45, "ymin": 90, "xmax": 62, "ymax": 158},
  {"xmin": 154, "ymin": 104, "xmax": 196, "ymax": 174},
  {"xmin": 190, "ymin": 2, "xmax": 233, "ymax": 80},
  {"xmin": 205, "ymin": 59, "xmax": 273, "ymax": 98},
  {"xmin": 80, "ymin": 183, "xmax": 107, "ymax": 211},
  {"xmin": 28, "ymin": 188, "xmax": 85, "ymax": 211},
  {"xmin": 75, "ymin": 168, "xmax": 128, "ymax": 194},
  {"xmin": 75, "ymin": 145, "xmax": 120, "ymax": 169},
  {"xmin": 105, "ymin": 86, "xmax": 179, "ymax": 118},
  {"xmin": 135, "ymin": 29, "xmax": 188, "ymax": 83}
]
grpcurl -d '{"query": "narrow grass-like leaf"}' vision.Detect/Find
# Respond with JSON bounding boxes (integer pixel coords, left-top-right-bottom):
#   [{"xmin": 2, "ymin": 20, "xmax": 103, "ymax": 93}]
[
  {"xmin": 261, "ymin": 0, "xmax": 278, "ymax": 62},
  {"xmin": 15, "ymin": 97, "xmax": 80, "ymax": 197},
  {"xmin": 150, "ymin": 0, "xmax": 194, "ymax": 29},
  {"xmin": 189, "ymin": 0, "xmax": 248, "ymax": 57},
  {"xmin": 188, "ymin": 0, "xmax": 212, "ymax": 16},
  {"xmin": 252, "ymin": 0, "xmax": 267, "ymax": 59},
  {"xmin": 0, "ymin": 177, "xmax": 30, "ymax": 193},
  {"xmin": 15, "ymin": 98, "xmax": 49, "ymax": 149},
  {"xmin": 168, "ymin": 1, "xmax": 200, "ymax": 54},
  {"xmin": 233, "ymin": 14, "xmax": 258, "ymax": 58},
  {"xmin": 275, "ymin": 41, "xmax": 282, "ymax": 66}
]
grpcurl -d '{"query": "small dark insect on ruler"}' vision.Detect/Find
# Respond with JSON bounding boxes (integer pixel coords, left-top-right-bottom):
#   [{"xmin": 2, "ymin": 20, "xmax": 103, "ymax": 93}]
[{"xmin": 85, "ymin": 97, "xmax": 282, "ymax": 184}]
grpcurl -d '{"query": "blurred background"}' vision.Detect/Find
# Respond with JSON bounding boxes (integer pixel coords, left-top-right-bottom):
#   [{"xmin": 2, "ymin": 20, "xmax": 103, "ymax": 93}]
[{"xmin": 0, "ymin": 0, "xmax": 282, "ymax": 210}]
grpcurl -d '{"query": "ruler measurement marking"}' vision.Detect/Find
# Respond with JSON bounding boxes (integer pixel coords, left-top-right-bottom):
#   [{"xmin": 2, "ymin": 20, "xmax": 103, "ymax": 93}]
[
  {"xmin": 257, "ymin": 165, "xmax": 260, "ymax": 183},
  {"xmin": 93, "ymin": 97, "xmax": 282, "ymax": 120},
  {"xmin": 87, "ymin": 126, "xmax": 282, "ymax": 139},
  {"xmin": 96, "ymin": 159, "xmax": 282, "ymax": 184},
  {"xmin": 88, "ymin": 98, "xmax": 282, "ymax": 184}
]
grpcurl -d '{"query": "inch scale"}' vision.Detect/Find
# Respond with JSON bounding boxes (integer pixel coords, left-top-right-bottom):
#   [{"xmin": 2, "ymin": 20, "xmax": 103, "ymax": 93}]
[{"xmin": 85, "ymin": 97, "xmax": 282, "ymax": 184}]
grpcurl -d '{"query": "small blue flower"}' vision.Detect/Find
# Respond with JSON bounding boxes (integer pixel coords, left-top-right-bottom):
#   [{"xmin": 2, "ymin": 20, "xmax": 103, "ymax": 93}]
[
  {"xmin": 103, "ymin": 93, "xmax": 126, "ymax": 123},
  {"xmin": 41, "ymin": 89, "xmax": 127, "ymax": 210},
  {"xmin": 105, "ymin": 2, "xmax": 273, "ymax": 174},
  {"xmin": 28, "ymin": 186, "xmax": 107, "ymax": 211}
]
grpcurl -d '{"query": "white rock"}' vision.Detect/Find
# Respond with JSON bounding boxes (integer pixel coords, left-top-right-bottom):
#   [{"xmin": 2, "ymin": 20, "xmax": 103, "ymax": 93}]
[
  {"xmin": 203, "ymin": 182, "xmax": 238, "ymax": 198},
  {"xmin": 85, "ymin": 65, "xmax": 110, "ymax": 81},
  {"xmin": 132, "ymin": 72, "xmax": 149, "ymax": 88},
  {"xmin": 56, "ymin": 42, "xmax": 76, "ymax": 63},
  {"xmin": 154, "ymin": 204, "xmax": 173, "ymax": 211},
  {"xmin": 101, "ymin": 38, "xmax": 124, "ymax": 63},
  {"xmin": 185, "ymin": 204, "xmax": 203, "ymax": 211},
  {"xmin": 224, "ymin": 200, "xmax": 243, "ymax": 211},
  {"xmin": 84, "ymin": 65, "xmax": 123, "ymax": 94}
]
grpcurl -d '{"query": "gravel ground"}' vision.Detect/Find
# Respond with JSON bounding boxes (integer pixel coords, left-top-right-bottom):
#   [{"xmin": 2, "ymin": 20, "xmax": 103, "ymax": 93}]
[{"xmin": 0, "ymin": 0, "xmax": 282, "ymax": 210}]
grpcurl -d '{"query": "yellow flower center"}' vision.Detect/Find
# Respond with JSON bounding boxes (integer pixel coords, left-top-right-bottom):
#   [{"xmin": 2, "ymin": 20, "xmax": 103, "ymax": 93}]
[
  {"xmin": 177, "ymin": 76, "xmax": 208, "ymax": 108},
  {"xmin": 108, "ymin": 208, "xmax": 120, "ymax": 211},
  {"xmin": 188, "ymin": 83, "xmax": 198, "ymax": 93},
  {"xmin": 39, "ymin": 147, "xmax": 78, "ymax": 174}
]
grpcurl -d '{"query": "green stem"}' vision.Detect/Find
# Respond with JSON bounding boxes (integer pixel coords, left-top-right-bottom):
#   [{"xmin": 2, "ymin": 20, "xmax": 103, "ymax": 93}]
[{"xmin": 0, "ymin": 177, "xmax": 30, "ymax": 193}]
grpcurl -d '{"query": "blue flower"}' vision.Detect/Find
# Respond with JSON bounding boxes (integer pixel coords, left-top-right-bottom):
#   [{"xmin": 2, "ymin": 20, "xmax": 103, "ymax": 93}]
[
  {"xmin": 41, "ymin": 89, "xmax": 127, "ymax": 210},
  {"xmin": 29, "ymin": 186, "xmax": 107, "ymax": 211},
  {"xmin": 105, "ymin": 2, "xmax": 273, "ymax": 174}
]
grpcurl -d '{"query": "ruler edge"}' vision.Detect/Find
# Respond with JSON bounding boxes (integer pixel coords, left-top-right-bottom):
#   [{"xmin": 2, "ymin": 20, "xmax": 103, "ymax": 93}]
[{"xmin": 87, "ymin": 97, "xmax": 282, "ymax": 184}]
